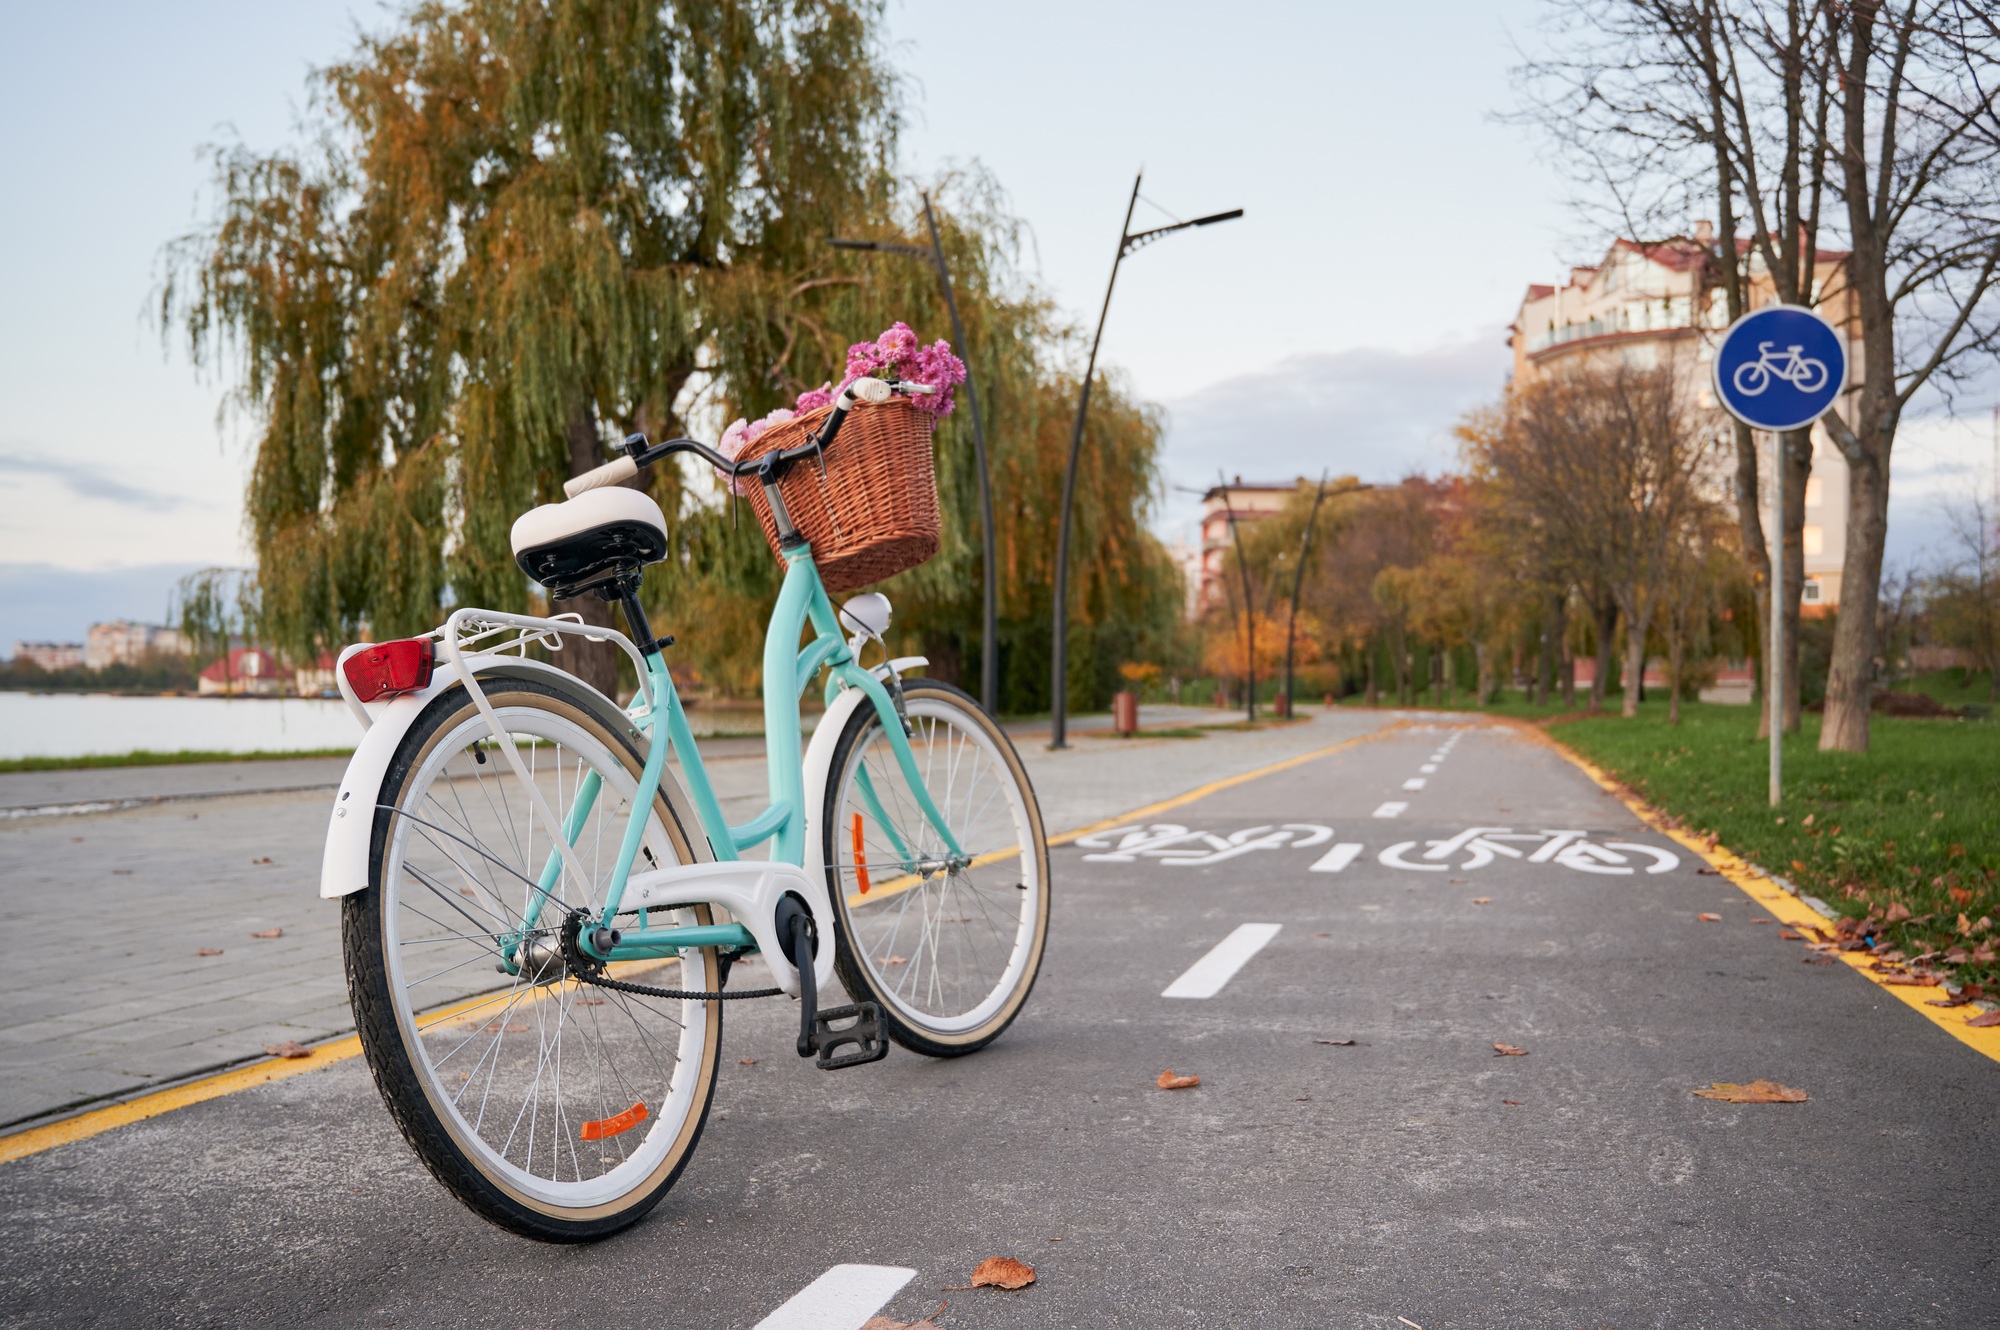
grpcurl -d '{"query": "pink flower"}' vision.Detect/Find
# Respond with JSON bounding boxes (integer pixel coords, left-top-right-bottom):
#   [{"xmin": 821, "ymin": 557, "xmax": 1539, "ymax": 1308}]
[
  {"xmin": 719, "ymin": 408, "xmax": 795, "ymax": 495},
  {"xmin": 815, "ymin": 322, "xmax": 965, "ymax": 418},
  {"xmin": 794, "ymin": 383, "xmax": 835, "ymax": 413}
]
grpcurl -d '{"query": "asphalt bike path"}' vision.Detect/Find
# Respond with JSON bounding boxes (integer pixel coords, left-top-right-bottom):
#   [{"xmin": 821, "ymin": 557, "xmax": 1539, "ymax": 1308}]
[{"xmin": 1, "ymin": 718, "xmax": 1995, "ymax": 1325}]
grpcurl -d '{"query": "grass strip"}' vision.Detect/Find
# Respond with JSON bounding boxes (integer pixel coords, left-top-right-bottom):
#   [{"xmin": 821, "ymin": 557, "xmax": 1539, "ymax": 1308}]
[{"xmin": 0, "ymin": 747, "xmax": 355, "ymax": 774}]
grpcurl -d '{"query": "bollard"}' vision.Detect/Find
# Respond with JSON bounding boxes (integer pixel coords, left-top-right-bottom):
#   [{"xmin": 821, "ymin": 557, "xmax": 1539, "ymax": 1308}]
[
  {"xmin": 1112, "ymin": 690, "xmax": 1139, "ymax": 736},
  {"xmin": 1273, "ymin": 693, "xmax": 1290, "ymax": 718}
]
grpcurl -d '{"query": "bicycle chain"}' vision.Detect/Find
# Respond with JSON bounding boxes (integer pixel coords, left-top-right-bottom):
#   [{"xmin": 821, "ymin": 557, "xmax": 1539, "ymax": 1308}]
[{"xmin": 558, "ymin": 910, "xmax": 780, "ymax": 1002}]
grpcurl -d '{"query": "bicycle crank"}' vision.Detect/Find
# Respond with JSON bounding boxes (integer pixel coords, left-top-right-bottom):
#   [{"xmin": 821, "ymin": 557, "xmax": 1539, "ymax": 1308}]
[{"xmin": 778, "ymin": 895, "xmax": 888, "ymax": 1071}]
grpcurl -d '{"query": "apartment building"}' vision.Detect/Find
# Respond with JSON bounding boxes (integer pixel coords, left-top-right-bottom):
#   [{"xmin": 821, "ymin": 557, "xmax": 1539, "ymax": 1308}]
[
  {"xmin": 1192, "ymin": 478, "xmax": 1301, "ymax": 613},
  {"xmin": 1509, "ymin": 228, "xmax": 1862, "ymax": 610},
  {"xmin": 84, "ymin": 620, "xmax": 188, "ymax": 671},
  {"xmin": 11, "ymin": 641, "xmax": 85, "ymax": 672}
]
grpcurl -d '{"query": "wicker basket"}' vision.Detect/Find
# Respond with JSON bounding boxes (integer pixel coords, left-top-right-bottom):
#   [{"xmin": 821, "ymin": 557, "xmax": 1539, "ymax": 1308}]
[{"xmin": 736, "ymin": 397, "xmax": 941, "ymax": 595}]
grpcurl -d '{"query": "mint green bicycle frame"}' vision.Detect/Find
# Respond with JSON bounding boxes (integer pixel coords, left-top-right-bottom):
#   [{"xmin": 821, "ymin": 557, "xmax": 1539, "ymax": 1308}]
[{"xmin": 501, "ymin": 543, "xmax": 966, "ymax": 972}]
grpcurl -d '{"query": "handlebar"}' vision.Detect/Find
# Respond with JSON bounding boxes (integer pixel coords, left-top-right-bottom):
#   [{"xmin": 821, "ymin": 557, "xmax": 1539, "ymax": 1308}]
[{"xmin": 561, "ymin": 376, "xmax": 924, "ymax": 499}]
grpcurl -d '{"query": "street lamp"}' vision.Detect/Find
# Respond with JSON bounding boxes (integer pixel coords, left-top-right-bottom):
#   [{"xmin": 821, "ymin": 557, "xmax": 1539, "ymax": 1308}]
[
  {"xmin": 1048, "ymin": 173, "xmax": 1242, "ymax": 748},
  {"xmin": 1280, "ymin": 472, "xmax": 1335, "ymax": 715},
  {"xmin": 830, "ymin": 193, "xmax": 1000, "ymax": 715}
]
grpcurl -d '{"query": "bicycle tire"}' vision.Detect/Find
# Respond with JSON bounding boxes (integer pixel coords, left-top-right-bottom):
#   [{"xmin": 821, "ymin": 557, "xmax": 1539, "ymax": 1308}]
[
  {"xmin": 819, "ymin": 679, "xmax": 1050, "ymax": 1058},
  {"xmin": 343, "ymin": 672, "xmax": 723, "ymax": 1242}
]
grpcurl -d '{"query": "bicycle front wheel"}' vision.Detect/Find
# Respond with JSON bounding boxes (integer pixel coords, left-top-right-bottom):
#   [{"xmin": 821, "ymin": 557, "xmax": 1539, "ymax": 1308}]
[
  {"xmin": 821, "ymin": 679, "xmax": 1050, "ymax": 1057},
  {"xmin": 342, "ymin": 673, "xmax": 723, "ymax": 1242}
]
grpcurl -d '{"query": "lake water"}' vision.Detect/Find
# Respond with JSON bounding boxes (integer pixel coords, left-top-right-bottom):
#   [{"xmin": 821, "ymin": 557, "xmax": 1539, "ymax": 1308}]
[
  {"xmin": 0, "ymin": 690, "xmax": 781, "ymax": 759},
  {"xmin": 0, "ymin": 692, "xmax": 362, "ymax": 760}
]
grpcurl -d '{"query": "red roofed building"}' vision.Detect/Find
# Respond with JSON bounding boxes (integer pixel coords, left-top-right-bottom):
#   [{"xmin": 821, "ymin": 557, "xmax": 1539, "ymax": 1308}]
[{"xmin": 197, "ymin": 647, "xmax": 283, "ymax": 696}]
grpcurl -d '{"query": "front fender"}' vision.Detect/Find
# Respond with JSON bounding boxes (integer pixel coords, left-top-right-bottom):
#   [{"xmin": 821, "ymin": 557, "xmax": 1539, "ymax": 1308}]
[
  {"xmin": 800, "ymin": 657, "xmax": 927, "ymax": 912},
  {"xmin": 318, "ymin": 656, "xmax": 642, "ymax": 900}
]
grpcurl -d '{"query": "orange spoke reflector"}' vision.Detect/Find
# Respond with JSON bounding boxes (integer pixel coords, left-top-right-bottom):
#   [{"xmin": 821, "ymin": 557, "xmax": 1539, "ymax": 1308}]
[
  {"xmin": 851, "ymin": 813, "xmax": 872, "ymax": 895},
  {"xmin": 580, "ymin": 1101, "xmax": 647, "ymax": 1141}
]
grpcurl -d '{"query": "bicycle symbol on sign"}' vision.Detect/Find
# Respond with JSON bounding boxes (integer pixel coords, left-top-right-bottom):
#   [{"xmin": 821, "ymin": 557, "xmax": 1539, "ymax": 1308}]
[
  {"xmin": 1075, "ymin": 823, "xmax": 1333, "ymax": 867},
  {"xmin": 1377, "ymin": 827, "xmax": 1679, "ymax": 875},
  {"xmin": 1732, "ymin": 342, "xmax": 1830, "ymax": 396}
]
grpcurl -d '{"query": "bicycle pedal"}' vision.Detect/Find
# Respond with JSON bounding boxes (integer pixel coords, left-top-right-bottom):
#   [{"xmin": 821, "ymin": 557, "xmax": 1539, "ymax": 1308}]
[{"xmin": 810, "ymin": 1002, "xmax": 889, "ymax": 1070}]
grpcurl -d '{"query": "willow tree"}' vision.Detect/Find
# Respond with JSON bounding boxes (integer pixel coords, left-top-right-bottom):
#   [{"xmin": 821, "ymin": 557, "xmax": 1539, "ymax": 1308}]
[
  {"xmin": 163, "ymin": 0, "xmax": 897, "ymax": 694},
  {"xmin": 650, "ymin": 174, "xmax": 1187, "ymax": 713}
]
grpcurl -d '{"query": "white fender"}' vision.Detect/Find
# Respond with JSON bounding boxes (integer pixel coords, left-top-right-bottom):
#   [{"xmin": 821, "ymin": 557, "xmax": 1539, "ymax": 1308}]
[
  {"xmin": 319, "ymin": 655, "xmax": 652, "ymax": 900},
  {"xmin": 800, "ymin": 657, "xmax": 927, "ymax": 917}
]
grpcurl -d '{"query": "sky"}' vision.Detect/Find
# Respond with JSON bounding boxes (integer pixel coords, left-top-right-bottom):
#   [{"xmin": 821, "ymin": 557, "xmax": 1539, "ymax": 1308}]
[{"xmin": 1, "ymin": 0, "xmax": 1990, "ymax": 647}]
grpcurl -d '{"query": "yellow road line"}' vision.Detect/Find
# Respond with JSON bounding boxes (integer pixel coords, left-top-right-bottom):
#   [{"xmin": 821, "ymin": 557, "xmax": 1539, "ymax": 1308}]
[
  {"xmin": 1046, "ymin": 721, "xmax": 1408, "ymax": 849},
  {"xmin": 1510, "ymin": 720, "xmax": 2000, "ymax": 1066},
  {"xmin": 3, "ymin": 724, "xmax": 1407, "ymax": 1164},
  {"xmin": 0, "ymin": 1035, "xmax": 364, "ymax": 1165},
  {"xmin": 0, "ymin": 954, "xmax": 695, "ymax": 1165}
]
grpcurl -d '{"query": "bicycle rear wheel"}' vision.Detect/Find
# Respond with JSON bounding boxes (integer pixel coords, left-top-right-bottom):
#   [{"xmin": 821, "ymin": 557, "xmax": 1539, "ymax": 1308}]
[
  {"xmin": 821, "ymin": 679, "xmax": 1049, "ymax": 1056},
  {"xmin": 342, "ymin": 672, "xmax": 723, "ymax": 1241}
]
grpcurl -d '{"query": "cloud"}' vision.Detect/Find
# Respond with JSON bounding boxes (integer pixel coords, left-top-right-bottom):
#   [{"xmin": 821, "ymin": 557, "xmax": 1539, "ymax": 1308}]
[
  {"xmin": 0, "ymin": 452, "xmax": 202, "ymax": 513},
  {"xmin": 1152, "ymin": 335, "xmax": 1510, "ymax": 535}
]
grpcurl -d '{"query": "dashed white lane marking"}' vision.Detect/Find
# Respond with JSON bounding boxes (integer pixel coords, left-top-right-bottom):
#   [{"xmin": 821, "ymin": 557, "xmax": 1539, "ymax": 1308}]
[
  {"xmin": 1163, "ymin": 923, "xmax": 1282, "ymax": 999},
  {"xmin": 1402, "ymin": 777, "xmax": 1427, "ymax": 790},
  {"xmin": 1420, "ymin": 763, "xmax": 1438, "ymax": 773},
  {"xmin": 1309, "ymin": 842, "xmax": 1366, "ymax": 873},
  {"xmin": 1373, "ymin": 801, "xmax": 1408, "ymax": 818},
  {"xmin": 755, "ymin": 1264, "xmax": 916, "ymax": 1330}
]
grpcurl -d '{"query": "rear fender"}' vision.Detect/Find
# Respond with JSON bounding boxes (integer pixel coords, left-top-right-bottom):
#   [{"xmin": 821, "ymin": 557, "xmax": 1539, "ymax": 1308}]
[{"xmin": 318, "ymin": 657, "xmax": 658, "ymax": 900}]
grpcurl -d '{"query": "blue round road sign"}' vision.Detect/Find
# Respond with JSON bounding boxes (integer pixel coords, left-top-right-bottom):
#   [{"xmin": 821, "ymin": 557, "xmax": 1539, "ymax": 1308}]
[{"xmin": 1713, "ymin": 305, "xmax": 1846, "ymax": 431}]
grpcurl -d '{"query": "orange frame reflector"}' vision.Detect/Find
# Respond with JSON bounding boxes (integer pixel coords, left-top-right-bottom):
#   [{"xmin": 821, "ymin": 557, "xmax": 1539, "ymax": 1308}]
[
  {"xmin": 851, "ymin": 813, "xmax": 872, "ymax": 894},
  {"xmin": 580, "ymin": 1101, "xmax": 648, "ymax": 1141}
]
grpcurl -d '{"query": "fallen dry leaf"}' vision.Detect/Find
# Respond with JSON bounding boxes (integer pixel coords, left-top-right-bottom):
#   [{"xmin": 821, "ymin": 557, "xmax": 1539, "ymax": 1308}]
[
  {"xmin": 882, "ymin": 955, "xmax": 907, "ymax": 966},
  {"xmin": 1949, "ymin": 885, "xmax": 1974, "ymax": 907},
  {"xmin": 197, "ymin": 947, "xmax": 224, "ymax": 957},
  {"xmin": 1473, "ymin": 897, "xmax": 1492, "ymax": 906},
  {"xmin": 1501, "ymin": 1099, "xmax": 1522, "ymax": 1106},
  {"xmin": 1883, "ymin": 901, "xmax": 1913, "ymax": 924},
  {"xmin": 969, "ymin": 1256, "xmax": 1036, "ymax": 1290},
  {"xmin": 1315, "ymin": 1038, "xmax": 1360, "ymax": 1046},
  {"xmin": 1777, "ymin": 929, "xmax": 1803, "ymax": 940},
  {"xmin": 1751, "ymin": 918, "xmax": 1771, "ymax": 925},
  {"xmin": 1966, "ymin": 1009, "xmax": 2000, "ymax": 1028},
  {"xmin": 1926, "ymin": 993, "xmax": 1972, "ymax": 1008},
  {"xmin": 1156, "ymin": 1070, "xmax": 1200, "ymax": 1090},
  {"xmin": 1698, "ymin": 913, "xmax": 1722, "ymax": 922},
  {"xmin": 1492, "ymin": 1043, "xmax": 1528, "ymax": 1057},
  {"xmin": 251, "ymin": 857, "xmax": 273, "ymax": 865},
  {"xmin": 739, "ymin": 1058, "xmax": 758, "ymax": 1066},
  {"xmin": 1696, "ymin": 867, "xmax": 1721, "ymax": 876},
  {"xmin": 263, "ymin": 1041, "xmax": 312, "ymax": 1060},
  {"xmin": 1803, "ymin": 955, "xmax": 1836, "ymax": 965},
  {"xmin": 1880, "ymin": 972, "xmax": 1941, "ymax": 987},
  {"xmin": 1692, "ymin": 1079, "xmax": 1807, "ymax": 1103},
  {"xmin": 249, "ymin": 928, "xmax": 283, "ymax": 939}
]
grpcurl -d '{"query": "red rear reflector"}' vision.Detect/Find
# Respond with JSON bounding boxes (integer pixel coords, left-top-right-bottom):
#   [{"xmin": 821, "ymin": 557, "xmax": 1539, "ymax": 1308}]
[
  {"xmin": 342, "ymin": 638, "xmax": 435, "ymax": 702},
  {"xmin": 851, "ymin": 813, "xmax": 871, "ymax": 894},
  {"xmin": 580, "ymin": 1101, "xmax": 647, "ymax": 1141}
]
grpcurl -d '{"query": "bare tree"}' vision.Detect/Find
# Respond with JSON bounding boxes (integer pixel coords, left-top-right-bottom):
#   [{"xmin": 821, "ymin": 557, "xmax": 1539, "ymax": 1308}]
[
  {"xmin": 1816, "ymin": 3, "xmax": 2000, "ymax": 749},
  {"xmin": 1928, "ymin": 489, "xmax": 2000, "ymax": 697}
]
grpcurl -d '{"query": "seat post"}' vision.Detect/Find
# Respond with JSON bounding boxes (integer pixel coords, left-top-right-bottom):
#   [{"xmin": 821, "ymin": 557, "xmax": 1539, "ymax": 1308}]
[{"xmin": 605, "ymin": 574, "xmax": 667, "ymax": 657}]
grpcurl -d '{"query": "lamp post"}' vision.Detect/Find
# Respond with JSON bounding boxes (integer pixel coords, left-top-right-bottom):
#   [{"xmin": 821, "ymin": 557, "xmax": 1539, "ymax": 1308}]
[
  {"xmin": 829, "ymin": 193, "xmax": 999, "ymax": 715},
  {"xmin": 1281, "ymin": 472, "xmax": 1333, "ymax": 715},
  {"xmin": 1048, "ymin": 173, "xmax": 1241, "ymax": 748},
  {"xmin": 1217, "ymin": 469, "xmax": 1260, "ymax": 723}
]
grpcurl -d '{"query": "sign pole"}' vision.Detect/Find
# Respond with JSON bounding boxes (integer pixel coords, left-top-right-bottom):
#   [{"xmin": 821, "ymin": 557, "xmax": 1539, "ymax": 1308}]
[
  {"xmin": 1769, "ymin": 430, "xmax": 1782, "ymax": 808},
  {"xmin": 1711, "ymin": 302, "xmax": 1845, "ymax": 813}
]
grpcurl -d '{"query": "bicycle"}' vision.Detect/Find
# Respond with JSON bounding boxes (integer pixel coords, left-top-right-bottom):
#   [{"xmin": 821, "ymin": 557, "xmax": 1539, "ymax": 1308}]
[
  {"xmin": 1732, "ymin": 341, "xmax": 1830, "ymax": 396},
  {"xmin": 318, "ymin": 377, "xmax": 1050, "ymax": 1241}
]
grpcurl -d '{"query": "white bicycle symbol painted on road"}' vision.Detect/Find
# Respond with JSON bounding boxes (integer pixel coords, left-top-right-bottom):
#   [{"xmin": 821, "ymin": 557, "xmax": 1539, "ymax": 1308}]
[
  {"xmin": 1732, "ymin": 342, "xmax": 1830, "ymax": 396},
  {"xmin": 1378, "ymin": 827, "xmax": 1679, "ymax": 876},
  {"xmin": 1076, "ymin": 823, "xmax": 1334, "ymax": 867},
  {"xmin": 1074, "ymin": 823, "xmax": 1679, "ymax": 876}
]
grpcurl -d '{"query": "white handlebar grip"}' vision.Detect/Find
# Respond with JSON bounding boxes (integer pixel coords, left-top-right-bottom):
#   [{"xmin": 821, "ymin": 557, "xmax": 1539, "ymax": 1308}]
[
  {"xmin": 562, "ymin": 455, "xmax": 638, "ymax": 499},
  {"xmin": 850, "ymin": 376, "xmax": 893, "ymax": 404}
]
